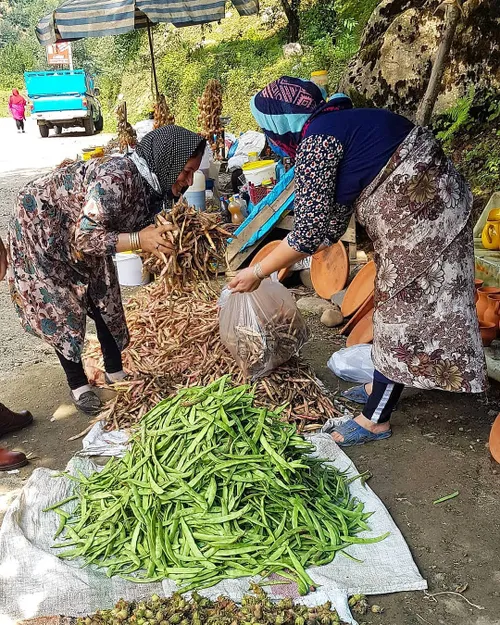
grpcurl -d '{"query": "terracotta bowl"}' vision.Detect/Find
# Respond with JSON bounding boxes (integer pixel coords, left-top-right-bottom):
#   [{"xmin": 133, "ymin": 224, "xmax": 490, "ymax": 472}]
[
  {"xmin": 490, "ymin": 414, "xmax": 500, "ymax": 464},
  {"xmin": 341, "ymin": 293, "xmax": 374, "ymax": 336},
  {"xmin": 250, "ymin": 241, "xmax": 290, "ymax": 282},
  {"xmin": 341, "ymin": 261, "xmax": 376, "ymax": 317},
  {"xmin": 310, "ymin": 242, "xmax": 349, "ymax": 300},
  {"xmin": 346, "ymin": 308, "xmax": 374, "ymax": 347},
  {"xmin": 480, "ymin": 321, "xmax": 497, "ymax": 347},
  {"xmin": 475, "ymin": 279, "xmax": 484, "ymax": 289}
]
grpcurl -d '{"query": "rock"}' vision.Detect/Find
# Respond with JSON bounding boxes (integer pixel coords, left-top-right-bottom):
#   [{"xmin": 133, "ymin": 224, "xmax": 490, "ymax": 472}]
[
  {"xmin": 299, "ymin": 269, "xmax": 313, "ymax": 288},
  {"xmin": 296, "ymin": 297, "xmax": 332, "ymax": 315},
  {"xmin": 320, "ymin": 306, "xmax": 344, "ymax": 328},
  {"xmin": 339, "ymin": 0, "xmax": 500, "ymax": 119},
  {"xmin": 283, "ymin": 43, "xmax": 303, "ymax": 58}
]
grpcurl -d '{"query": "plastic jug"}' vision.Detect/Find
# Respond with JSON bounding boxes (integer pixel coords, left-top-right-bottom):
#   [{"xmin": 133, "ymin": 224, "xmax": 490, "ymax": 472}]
[
  {"xmin": 482, "ymin": 208, "xmax": 500, "ymax": 250},
  {"xmin": 184, "ymin": 170, "xmax": 206, "ymax": 211},
  {"xmin": 228, "ymin": 196, "xmax": 244, "ymax": 225}
]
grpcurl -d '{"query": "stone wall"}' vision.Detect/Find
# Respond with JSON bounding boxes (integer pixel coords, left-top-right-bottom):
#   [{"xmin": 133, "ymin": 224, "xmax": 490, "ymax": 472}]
[{"xmin": 339, "ymin": 0, "xmax": 500, "ymax": 119}]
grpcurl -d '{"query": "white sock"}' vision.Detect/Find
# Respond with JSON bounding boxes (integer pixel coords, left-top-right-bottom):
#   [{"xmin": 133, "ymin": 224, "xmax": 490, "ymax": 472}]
[
  {"xmin": 72, "ymin": 384, "xmax": 93, "ymax": 400},
  {"xmin": 106, "ymin": 370, "xmax": 127, "ymax": 382}
]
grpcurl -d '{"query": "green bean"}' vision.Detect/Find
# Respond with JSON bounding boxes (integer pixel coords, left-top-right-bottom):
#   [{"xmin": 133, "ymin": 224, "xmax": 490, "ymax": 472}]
[{"xmin": 46, "ymin": 376, "xmax": 385, "ymax": 594}]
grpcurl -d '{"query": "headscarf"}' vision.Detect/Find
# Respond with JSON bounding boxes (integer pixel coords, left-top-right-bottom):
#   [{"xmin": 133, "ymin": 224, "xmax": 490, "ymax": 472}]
[
  {"xmin": 251, "ymin": 77, "xmax": 353, "ymax": 159},
  {"xmin": 135, "ymin": 125, "xmax": 203, "ymax": 199},
  {"xmin": 9, "ymin": 88, "xmax": 26, "ymax": 106}
]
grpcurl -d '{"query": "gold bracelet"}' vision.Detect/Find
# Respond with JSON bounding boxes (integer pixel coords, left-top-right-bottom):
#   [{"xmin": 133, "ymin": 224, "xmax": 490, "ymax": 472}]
[{"xmin": 129, "ymin": 232, "xmax": 140, "ymax": 252}]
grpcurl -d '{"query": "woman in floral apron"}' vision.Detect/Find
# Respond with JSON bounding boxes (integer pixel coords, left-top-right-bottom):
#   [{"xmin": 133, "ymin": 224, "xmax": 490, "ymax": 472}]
[
  {"xmin": 229, "ymin": 77, "xmax": 487, "ymax": 446},
  {"xmin": 8, "ymin": 126, "xmax": 206, "ymax": 414}
]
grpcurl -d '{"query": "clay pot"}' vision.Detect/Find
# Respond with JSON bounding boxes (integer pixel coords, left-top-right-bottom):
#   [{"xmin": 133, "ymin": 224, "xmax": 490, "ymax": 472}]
[
  {"xmin": 310, "ymin": 242, "xmax": 349, "ymax": 300},
  {"xmin": 489, "ymin": 414, "xmax": 500, "ymax": 464},
  {"xmin": 479, "ymin": 321, "xmax": 497, "ymax": 347},
  {"xmin": 341, "ymin": 261, "xmax": 376, "ymax": 317},
  {"xmin": 475, "ymin": 279, "xmax": 484, "ymax": 303},
  {"xmin": 476, "ymin": 287, "xmax": 500, "ymax": 321},
  {"xmin": 483, "ymin": 294, "xmax": 500, "ymax": 328}
]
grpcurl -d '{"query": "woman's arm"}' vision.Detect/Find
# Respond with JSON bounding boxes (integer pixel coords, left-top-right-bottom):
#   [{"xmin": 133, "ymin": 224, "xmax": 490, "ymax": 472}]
[
  {"xmin": 74, "ymin": 171, "xmax": 175, "ymax": 259},
  {"xmin": 229, "ymin": 134, "xmax": 349, "ymax": 293}
]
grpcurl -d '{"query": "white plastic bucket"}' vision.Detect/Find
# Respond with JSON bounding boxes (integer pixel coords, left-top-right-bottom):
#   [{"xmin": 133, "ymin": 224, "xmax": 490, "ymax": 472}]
[
  {"xmin": 242, "ymin": 160, "xmax": 276, "ymax": 186},
  {"xmin": 114, "ymin": 252, "xmax": 150, "ymax": 287}
]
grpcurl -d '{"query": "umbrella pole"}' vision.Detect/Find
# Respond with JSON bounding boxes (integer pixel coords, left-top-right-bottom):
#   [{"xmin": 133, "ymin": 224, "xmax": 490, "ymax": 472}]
[{"xmin": 147, "ymin": 19, "xmax": 159, "ymax": 98}]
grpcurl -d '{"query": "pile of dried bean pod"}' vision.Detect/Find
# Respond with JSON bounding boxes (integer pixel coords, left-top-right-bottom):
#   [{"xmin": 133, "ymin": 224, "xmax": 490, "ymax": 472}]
[
  {"xmin": 84, "ymin": 282, "xmax": 336, "ymax": 432},
  {"xmin": 197, "ymin": 79, "xmax": 223, "ymax": 156},
  {"xmin": 232, "ymin": 306, "xmax": 309, "ymax": 378},
  {"xmin": 116, "ymin": 101, "xmax": 137, "ymax": 152},
  {"xmin": 154, "ymin": 93, "xmax": 175, "ymax": 128},
  {"xmin": 141, "ymin": 200, "xmax": 230, "ymax": 289}
]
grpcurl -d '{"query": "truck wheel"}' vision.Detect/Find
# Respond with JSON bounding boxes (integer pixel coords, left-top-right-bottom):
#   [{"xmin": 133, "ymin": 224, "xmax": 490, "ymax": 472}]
[
  {"xmin": 83, "ymin": 116, "xmax": 95, "ymax": 136},
  {"xmin": 95, "ymin": 114, "xmax": 104, "ymax": 132},
  {"xmin": 54, "ymin": 125, "xmax": 62, "ymax": 135},
  {"xmin": 39, "ymin": 125, "xmax": 49, "ymax": 138}
]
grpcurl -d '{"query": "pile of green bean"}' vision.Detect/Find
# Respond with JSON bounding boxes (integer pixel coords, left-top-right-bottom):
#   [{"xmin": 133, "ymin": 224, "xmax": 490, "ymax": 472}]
[{"xmin": 46, "ymin": 376, "xmax": 387, "ymax": 593}]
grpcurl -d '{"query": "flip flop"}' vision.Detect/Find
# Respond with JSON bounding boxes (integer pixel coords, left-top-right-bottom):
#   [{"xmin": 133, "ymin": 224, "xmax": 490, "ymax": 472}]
[
  {"xmin": 332, "ymin": 418, "xmax": 392, "ymax": 447},
  {"xmin": 341, "ymin": 385, "xmax": 370, "ymax": 404}
]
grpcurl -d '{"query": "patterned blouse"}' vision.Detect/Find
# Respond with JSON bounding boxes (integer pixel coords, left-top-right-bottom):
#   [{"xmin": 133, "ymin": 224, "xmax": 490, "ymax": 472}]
[
  {"xmin": 8, "ymin": 156, "xmax": 155, "ymax": 362},
  {"xmin": 287, "ymin": 135, "xmax": 352, "ymax": 254}
]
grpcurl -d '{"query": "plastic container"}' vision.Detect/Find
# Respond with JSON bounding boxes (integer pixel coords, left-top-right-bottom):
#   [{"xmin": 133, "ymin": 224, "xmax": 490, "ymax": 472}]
[
  {"xmin": 242, "ymin": 160, "xmax": 276, "ymax": 186},
  {"xmin": 228, "ymin": 196, "xmax": 244, "ymax": 225},
  {"xmin": 114, "ymin": 252, "xmax": 150, "ymax": 287},
  {"xmin": 184, "ymin": 170, "xmax": 206, "ymax": 211}
]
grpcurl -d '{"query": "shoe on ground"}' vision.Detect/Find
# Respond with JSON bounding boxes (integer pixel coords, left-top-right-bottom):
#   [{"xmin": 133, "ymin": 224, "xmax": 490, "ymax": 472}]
[
  {"xmin": 0, "ymin": 403, "xmax": 33, "ymax": 437},
  {"xmin": 70, "ymin": 390, "xmax": 102, "ymax": 415},
  {"xmin": 0, "ymin": 447, "xmax": 28, "ymax": 471}
]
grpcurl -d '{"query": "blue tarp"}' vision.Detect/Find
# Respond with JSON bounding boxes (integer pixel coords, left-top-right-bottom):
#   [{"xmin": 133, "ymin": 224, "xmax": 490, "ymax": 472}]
[{"xmin": 230, "ymin": 166, "xmax": 295, "ymax": 251}]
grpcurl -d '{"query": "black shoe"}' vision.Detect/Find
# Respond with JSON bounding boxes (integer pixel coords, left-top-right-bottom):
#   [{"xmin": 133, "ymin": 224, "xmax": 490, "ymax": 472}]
[{"xmin": 70, "ymin": 390, "xmax": 102, "ymax": 415}]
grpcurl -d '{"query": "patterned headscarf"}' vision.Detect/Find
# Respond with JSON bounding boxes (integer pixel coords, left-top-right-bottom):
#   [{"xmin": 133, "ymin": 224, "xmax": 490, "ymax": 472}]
[
  {"xmin": 251, "ymin": 77, "xmax": 353, "ymax": 159},
  {"xmin": 136, "ymin": 125, "xmax": 203, "ymax": 199}
]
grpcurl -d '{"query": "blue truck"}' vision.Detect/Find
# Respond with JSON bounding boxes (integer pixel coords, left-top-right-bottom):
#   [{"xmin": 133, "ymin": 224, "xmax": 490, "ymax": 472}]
[{"xmin": 24, "ymin": 69, "xmax": 103, "ymax": 138}]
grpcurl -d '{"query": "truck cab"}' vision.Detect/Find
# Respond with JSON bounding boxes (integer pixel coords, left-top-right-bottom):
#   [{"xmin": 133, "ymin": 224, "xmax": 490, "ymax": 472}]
[{"xmin": 24, "ymin": 69, "xmax": 103, "ymax": 138}]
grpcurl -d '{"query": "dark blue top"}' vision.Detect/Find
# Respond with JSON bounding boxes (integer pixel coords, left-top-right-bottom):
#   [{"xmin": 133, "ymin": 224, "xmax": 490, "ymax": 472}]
[{"xmin": 303, "ymin": 108, "xmax": 414, "ymax": 206}]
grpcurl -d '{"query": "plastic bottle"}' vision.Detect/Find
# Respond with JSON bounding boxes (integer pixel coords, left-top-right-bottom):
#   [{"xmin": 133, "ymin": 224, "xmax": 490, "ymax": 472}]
[
  {"xmin": 184, "ymin": 170, "xmax": 206, "ymax": 211},
  {"xmin": 228, "ymin": 195, "xmax": 244, "ymax": 225},
  {"xmin": 234, "ymin": 194, "xmax": 248, "ymax": 218}
]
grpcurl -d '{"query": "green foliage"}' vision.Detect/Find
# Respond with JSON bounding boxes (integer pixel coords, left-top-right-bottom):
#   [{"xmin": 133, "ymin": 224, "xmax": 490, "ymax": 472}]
[{"xmin": 435, "ymin": 87, "xmax": 475, "ymax": 143}]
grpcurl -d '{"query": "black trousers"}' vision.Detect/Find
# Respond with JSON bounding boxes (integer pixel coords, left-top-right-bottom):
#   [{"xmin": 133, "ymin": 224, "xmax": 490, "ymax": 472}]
[
  {"xmin": 15, "ymin": 119, "xmax": 24, "ymax": 131},
  {"xmin": 56, "ymin": 298, "xmax": 123, "ymax": 390},
  {"xmin": 362, "ymin": 370, "xmax": 404, "ymax": 424}
]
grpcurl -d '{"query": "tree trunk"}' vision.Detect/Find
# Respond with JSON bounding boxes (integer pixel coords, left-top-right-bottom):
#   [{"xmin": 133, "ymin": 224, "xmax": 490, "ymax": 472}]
[
  {"xmin": 279, "ymin": 0, "xmax": 300, "ymax": 42},
  {"xmin": 415, "ymin": 1, "xmax": 462, "ymax": 126}
]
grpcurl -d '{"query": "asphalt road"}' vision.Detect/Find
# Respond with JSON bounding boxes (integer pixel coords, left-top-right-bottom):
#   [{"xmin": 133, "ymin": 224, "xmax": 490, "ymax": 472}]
[{"xmin": 0, "ymin": 116, "xmax": 113, "ymax": 174}]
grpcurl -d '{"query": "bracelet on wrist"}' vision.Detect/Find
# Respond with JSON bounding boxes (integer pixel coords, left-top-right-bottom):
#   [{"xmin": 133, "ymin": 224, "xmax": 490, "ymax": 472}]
[
  {"xmin": 129, "ymin": 231, "xmax": 141, "ymax": 252},
  {"xmin": 253, "ymin": 262, "xmax": 268, "ymax": 280}
]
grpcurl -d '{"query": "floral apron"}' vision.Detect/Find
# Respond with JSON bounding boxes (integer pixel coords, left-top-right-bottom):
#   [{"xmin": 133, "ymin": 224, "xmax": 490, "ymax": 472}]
[{"xmin": 355, "ymin": 126, "xmax": 487, "ymax": 393}]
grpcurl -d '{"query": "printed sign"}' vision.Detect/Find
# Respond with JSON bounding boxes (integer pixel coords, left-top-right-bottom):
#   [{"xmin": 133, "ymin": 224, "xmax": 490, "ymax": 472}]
[{"xmin": 46, "ymin": 42, "xmax": 72, "ymax": 65}]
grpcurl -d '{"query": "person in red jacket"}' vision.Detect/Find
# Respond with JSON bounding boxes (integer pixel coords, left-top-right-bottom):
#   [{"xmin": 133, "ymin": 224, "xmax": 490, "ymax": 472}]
[
  {"xmin": 8, "ymin": 88, "xmax": 27, "ymax": 133},
  {"xmin": 0, "ymin": 236, "xmax": 32, "ymax": 470}
]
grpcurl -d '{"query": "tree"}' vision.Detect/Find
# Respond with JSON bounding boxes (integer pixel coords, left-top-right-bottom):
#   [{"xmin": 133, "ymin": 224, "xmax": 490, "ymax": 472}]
[
  {"xmin": 415, "ymin": 0, "xmax": 463, "ymax": 126},
  {"xmin": 279, "ymin": 0, "xmax": 300, "ymax": 42}
]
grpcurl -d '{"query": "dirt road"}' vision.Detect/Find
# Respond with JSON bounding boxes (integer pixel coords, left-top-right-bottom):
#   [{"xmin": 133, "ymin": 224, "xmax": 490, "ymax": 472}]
[{"xmin": 0, "ymin": 120, "xmax": 499, "ymax": 625}]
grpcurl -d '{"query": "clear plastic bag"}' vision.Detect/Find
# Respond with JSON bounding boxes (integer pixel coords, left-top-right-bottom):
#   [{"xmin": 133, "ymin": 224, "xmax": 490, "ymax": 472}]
[{"xmin": 219, "ymin": 276, "xmax": 309, "ymax": 379}]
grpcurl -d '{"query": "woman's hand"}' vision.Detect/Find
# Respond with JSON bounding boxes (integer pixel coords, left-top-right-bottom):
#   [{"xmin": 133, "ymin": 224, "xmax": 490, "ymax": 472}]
[
  {"xmin": 139, "ymin": 224, "xmax": 176, "ymax": 259},
  {"xmin": 0, "ymin": 236, "xmax": 8, "ymax": 281},
  {"xmin": 228, "ymin": 267, "xmax": 262, "ymax": 293}
]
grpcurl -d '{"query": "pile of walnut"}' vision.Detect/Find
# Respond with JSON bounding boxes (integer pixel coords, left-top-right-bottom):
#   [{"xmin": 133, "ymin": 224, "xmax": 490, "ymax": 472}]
[
  {"xmin": 116, "ymin": 101, "xmax": 137, "ymax": 152},
  {"xmin": 154, "ymin": 93, "xmax": 175, "ymax": 129},
  {"xmin": 197, "ymin": 79, "xmax": 224, "ymax": 156}
]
